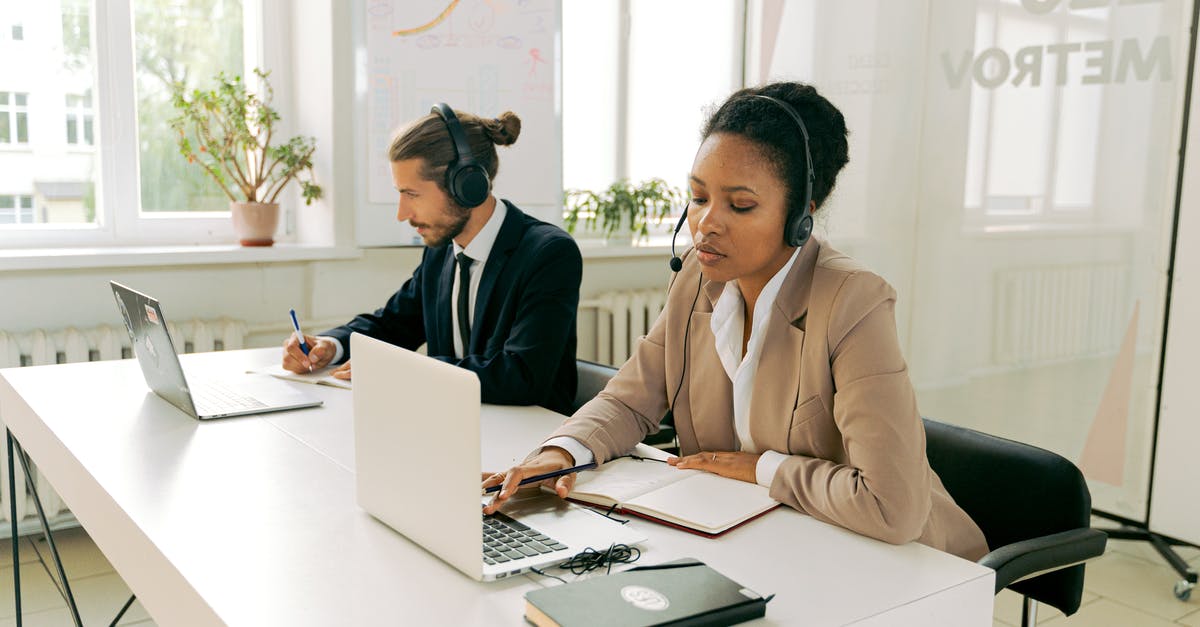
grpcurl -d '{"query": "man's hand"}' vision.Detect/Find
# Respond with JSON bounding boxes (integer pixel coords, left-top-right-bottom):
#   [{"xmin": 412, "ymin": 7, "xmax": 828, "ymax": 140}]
[
  {"xmin": 331, "ymin": 361, "xmax": 351, "ymax": 380},
  {"xmin": 282, "ymin": 334, "xmax": 338, "ymax": 373},
  {"xmin": 481, "ymin": 446, "xmax": 576, "ymax": 515},
  {"xmin": 668, "ymin": 450, "xmax": 761, "ymax": 484}
]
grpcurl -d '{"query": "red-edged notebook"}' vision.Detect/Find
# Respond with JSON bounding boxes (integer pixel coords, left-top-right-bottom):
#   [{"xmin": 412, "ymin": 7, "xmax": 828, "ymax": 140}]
[{"xmin": 564, "ymin": 444, "xmax": 780, "ymax": 537}]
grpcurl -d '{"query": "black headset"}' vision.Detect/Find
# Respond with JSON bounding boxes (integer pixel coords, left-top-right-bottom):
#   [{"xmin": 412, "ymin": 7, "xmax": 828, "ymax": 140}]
[
  {"xmin": 669, "ymin": 93, "xmax": 816, "ymax": 272},
  {"xmin": 431, "ymin": 103, "xmax": 490, "ymax": 208}
]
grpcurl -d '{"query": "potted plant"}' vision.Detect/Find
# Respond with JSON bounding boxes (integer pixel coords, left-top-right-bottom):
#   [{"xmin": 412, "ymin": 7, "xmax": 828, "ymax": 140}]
[
  {"xmin": 170, "ymin": 68, "xmax": 322, "ymax": 246},
  {"xmin": 564, "ymin": 178, "xmax": 684, "ymax": 243}
]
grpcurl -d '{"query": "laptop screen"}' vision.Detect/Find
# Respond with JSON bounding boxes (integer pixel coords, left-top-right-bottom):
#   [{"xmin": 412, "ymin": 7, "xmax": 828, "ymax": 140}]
[{"xmin": 111, "ymin": 281, "xmax": 198, "ymax": 418}]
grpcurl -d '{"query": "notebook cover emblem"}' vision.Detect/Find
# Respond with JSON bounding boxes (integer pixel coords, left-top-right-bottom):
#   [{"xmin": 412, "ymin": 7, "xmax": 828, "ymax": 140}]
[{"xmin": 620, "ymin": 586, "xmax": 669, "ymax": 612}]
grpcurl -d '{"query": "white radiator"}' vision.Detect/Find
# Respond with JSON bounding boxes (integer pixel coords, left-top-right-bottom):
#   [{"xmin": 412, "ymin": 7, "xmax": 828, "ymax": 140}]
[
  {"xmin": 0, "ymin": 318, "xmax": 247, "ymax": 533},
  {"xmin": 992, "ymin": 264, "xmax": 1128, "ymax": 367},
  {"xmin": 578, "ymin": 289, "xmax": 667, "ymax": 366}
]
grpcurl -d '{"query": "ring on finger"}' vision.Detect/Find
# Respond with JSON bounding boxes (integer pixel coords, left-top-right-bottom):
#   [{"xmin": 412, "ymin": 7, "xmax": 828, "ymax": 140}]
[{"xmin": 711, "ymin": 453, "xmax": 717, "ymax": 461}]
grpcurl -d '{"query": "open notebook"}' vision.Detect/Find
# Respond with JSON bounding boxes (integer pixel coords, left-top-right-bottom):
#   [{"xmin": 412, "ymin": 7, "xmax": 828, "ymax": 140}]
[
  {"xmin": 251, "ymin": 364, "xmax": 352, "ymax": 390},
  {"xmin": 565, "ymin": 443, "xmax": 779, "ymax": 537}
]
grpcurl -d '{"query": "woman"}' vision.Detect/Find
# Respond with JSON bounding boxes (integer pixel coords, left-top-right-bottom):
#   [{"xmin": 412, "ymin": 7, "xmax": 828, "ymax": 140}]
[{"xmin": 484, "ymin": 82, "xmax": 988, "ymax": 561}]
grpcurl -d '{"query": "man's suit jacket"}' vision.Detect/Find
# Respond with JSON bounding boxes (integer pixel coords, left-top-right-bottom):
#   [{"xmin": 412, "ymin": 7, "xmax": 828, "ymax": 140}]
[
  {"xmin": 546, "ymin": 236, "xmax": 989, "ymax": 560},
  {"xmin": 324, "ymin": 201, "xmax": 581, "ymax": 414}
]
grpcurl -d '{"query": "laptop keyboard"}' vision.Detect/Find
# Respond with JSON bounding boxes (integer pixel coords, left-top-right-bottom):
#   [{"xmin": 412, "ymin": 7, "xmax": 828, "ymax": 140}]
[
  {"xmin": 192, "ymin": 381, "xmax": 268, "ymax": 415},
  {"xmin": 483, "ymin": 512, "xmax": 567, "ymax": 565}
]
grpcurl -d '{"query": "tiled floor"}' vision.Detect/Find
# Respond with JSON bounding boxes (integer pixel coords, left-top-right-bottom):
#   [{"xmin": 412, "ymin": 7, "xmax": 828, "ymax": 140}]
[
  {"xmin": 0, "ymin": 522, "xmax": 1197, "ymax": 625},
  {"xmin": 0, "ymin": 527, "xmax": 153, "ymax": 626},
  {"xmin": 992, "ymin": 518, "xmax": 1200, "ymax": 626}
]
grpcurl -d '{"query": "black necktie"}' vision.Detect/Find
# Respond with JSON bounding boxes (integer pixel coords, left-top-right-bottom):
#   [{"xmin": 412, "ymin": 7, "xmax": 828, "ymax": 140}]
[{"xmin": 456, "ymin": 252, "xmax": 472, "ymax": 355}]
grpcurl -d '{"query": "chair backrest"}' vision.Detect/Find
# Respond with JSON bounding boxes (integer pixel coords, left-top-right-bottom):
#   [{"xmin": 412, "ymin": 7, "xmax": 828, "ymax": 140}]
[
  {"xmin": 923, "ymin": 417, "xmax": 1092, "ymax": 614},
  {"xmin": 572, "ymin": 359, "xmax": 618, "ymax": 414}
]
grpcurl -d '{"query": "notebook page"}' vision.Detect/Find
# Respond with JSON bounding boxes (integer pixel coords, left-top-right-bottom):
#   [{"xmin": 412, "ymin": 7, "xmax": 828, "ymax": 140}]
[
  {"xmin": 622, "ymin": 472, "xmax": 777, "ymax": 534},
  {"xmin": 250, "ymin": 364, "xmax": 352, "ymax": 389},
  {"xmin": 568, "ymin": 445, "xmax": 696, "ymax": 506}
]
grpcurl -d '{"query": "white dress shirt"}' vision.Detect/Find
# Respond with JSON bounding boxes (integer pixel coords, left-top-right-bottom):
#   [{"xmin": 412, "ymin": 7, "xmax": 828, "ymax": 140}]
[
  {"xmin": 548, "ymin": 247, "xmax": 801, "ymax": 489},
  {"xmin": 450, "ymin": 199, "xmax": 507, "ymax": 359},
  {"xmin": 710, "ymin": 247, "xmax": 800, "ymax": 487},
  {"xmin": 322, "ymin": 200, "xmax": 507, "ymax": 363}
]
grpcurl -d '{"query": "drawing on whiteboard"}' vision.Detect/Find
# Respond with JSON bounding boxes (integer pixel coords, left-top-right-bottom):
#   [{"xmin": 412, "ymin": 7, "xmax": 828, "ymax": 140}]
[
  {"xmin": 360, "ymin": 0, "xmax": 561, "ymax": 245},
  {"xmin": 392, "ymin": 0, "xmax": 460, "ymax": 37},
  {"xmin": 527, "ymin": 48, "xmax": 546, "ymax": 77}
]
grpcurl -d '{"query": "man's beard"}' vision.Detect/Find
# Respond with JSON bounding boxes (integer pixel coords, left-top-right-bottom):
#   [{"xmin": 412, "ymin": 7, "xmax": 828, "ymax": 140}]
[{"xmin": 414, "ymin": 203, "xmax": 471, "ymax": 248}]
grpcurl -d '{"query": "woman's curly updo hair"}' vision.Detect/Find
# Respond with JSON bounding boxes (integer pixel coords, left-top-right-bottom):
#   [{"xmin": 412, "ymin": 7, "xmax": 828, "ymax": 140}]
[
  {"xmin": 702, "ymin": 82, "xmax": 849, "ymax": 214},
  {"xmin": 388, "ymin": 109, "xmax": 522, "ymax": 197}
]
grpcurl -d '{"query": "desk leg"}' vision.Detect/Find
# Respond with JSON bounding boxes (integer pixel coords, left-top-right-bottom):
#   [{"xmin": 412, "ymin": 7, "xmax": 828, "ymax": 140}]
[
  {"xmin": 7, "ymin": 430, "xmax": 21, "ymax": 627},
  {"xmin": 9, "ymin": 432, "xmax": 83, "ymax": 627}
]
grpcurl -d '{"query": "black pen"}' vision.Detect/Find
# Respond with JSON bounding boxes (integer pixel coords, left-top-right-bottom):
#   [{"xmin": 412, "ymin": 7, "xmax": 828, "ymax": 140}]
[{"xmin": 483, "ymin": 463, "xmax": 597, "ymax": 494}]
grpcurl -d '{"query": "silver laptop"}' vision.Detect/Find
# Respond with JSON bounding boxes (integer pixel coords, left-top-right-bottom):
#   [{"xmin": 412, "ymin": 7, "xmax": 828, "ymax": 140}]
[
  {"xmin": 111, "ymin": 281, "xmax": 322, "ymax": 420},
  {"xmin": 351, "ymin": 332, "xmax": 645, "ymax": 582}
]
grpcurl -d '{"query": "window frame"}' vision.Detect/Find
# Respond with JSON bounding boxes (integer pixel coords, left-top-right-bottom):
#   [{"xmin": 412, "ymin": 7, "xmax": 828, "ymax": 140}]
[
  {"xmin": 561, "ymin": 0, "xmax": 746, "ymax": 241},
  {"xmin": 0, "ymin": 0, "xmax": 288, "ymax": 248},
  {"xmin": 963, "ymin": 1, "xmax": 1109, "ymax": 229}
]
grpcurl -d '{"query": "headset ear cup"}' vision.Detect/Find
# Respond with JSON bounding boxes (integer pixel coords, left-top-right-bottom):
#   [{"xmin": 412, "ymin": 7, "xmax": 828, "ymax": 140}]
[
  {"xmin": 450, "ymin": 163, "xmax": 490, "ymax": 207},
  {"xmin": 785, "ymin": 210, "xmax": 814, "ymax": 247},
  {"xmin": 795, "ymin": 213, "xmax": 813, "ymax": 246}
]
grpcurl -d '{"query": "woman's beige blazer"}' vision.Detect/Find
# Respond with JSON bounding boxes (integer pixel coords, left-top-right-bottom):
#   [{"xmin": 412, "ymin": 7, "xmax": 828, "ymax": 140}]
[{"xmin": 547, "ymin": 237, "xmax": 988, "ymax": 560}]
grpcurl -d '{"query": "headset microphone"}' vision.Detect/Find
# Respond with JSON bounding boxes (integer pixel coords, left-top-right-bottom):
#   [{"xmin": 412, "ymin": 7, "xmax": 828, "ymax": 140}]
[{"xmin": 668, "ymin": 205, "xmax": 689, "ymax": 272}]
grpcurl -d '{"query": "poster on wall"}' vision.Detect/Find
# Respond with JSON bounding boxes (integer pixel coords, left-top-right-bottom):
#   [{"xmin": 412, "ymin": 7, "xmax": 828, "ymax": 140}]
[{"xmin": 358, "ymin": 0, "xmax": 562, "ymax": 246}]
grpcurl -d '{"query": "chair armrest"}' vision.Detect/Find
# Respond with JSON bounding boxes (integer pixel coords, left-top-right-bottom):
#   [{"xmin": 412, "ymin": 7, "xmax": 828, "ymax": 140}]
[{"xmin": 981, "ymin": 528, "xmax": 1108, "ymax": 592}]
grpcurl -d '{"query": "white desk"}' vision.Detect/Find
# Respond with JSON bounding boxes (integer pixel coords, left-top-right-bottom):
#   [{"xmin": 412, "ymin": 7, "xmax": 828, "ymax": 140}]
[{"xmin": 0, "ymin": 349, "xmax": 994, "ymax": 625}]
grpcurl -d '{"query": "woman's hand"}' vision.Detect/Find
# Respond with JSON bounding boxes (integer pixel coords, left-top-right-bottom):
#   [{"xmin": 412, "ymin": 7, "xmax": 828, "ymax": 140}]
[
  {"xmin": 669, "ymin": 451, "xmax": 760, "ymax": 484},
  {"xmin": 481, "ymin": 446, "xmax": 576, "ymax": 515}
]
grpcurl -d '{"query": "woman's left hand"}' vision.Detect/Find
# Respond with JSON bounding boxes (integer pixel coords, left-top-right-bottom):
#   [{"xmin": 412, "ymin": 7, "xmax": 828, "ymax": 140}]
[{"xmin": 668, "ymin": 451, "xmax": 760, "ymax": 484}]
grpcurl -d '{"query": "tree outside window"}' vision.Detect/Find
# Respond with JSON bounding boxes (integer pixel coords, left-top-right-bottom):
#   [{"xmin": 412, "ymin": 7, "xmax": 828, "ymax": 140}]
[{"xmin": 133, "ymin": 0, "xmax": 245, "ymax": 213}]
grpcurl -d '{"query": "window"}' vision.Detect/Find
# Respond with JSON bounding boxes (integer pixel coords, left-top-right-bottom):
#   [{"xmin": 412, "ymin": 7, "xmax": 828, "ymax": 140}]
[
  {"xmin": 65, "ymin": 92, "xmax": 94, "ymax": 146},
  {"xmin": 1, "ymin": 0, "xmax": 276, "ymax": 247},
  {"xmin": 0, "ymin": 92, "xmax": 30, "ymax": 144},
  {"xmin": 963, "ymin": 1, "xmax": 1110, "ymax": 225},
  {"xmin": 133, "ymin": 0, "xmax": 245, "ymax": 213},
  {"xmin": 0, "ymin": 195, "xmax": 35, "ymax": 224},
  {"xmin": 11, "ymin": 24, "xmax": 23, "ymax": 41},
  {"xmin": 562, "ymin": 1, "xmax": 743, "ymax": 237}
]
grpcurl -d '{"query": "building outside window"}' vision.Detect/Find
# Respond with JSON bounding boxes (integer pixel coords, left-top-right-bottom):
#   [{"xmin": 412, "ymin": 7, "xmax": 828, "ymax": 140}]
[
  {"xmin": 0, "ymin": 92, "xmax": 30, "ymax": 144},
  {"xmin": 0, "ymin": 194, "xmax": 35, "ymax": 224},
  {"xmin": 65, "ymin": 91, "xmax": 93, "ymax": 146}
]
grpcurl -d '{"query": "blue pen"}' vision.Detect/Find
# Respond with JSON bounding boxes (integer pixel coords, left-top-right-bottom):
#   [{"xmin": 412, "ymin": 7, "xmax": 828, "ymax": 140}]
[{"xmin": 289, "ymin": 309, "xmax": 312, "ymax": 371}]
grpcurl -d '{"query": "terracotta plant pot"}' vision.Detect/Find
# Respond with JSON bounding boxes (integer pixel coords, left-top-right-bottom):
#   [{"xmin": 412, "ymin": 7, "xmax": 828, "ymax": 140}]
[{"xmin": 230, "ymin": 201, "xmax": 280, "ymax": 246}]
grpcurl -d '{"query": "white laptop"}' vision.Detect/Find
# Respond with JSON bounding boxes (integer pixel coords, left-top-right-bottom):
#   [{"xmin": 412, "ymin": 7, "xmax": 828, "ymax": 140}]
[
  {"xmin": 351, "ymin": 332, "xmax": 645, "ymax": 582},
  {"xmin": 111, "ymin": 281, "xmax": 322, "ymax": 420}
]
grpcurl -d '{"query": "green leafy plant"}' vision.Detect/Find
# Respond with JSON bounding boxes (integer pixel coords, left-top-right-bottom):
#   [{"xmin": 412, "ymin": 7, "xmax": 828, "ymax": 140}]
[
  {"xmin": 563, "ymin": 178, "xmax": 684, "ymax": 241},
  {"xmin": 170, "ymin": 68, "xmax": 322, "ymax": 205}
]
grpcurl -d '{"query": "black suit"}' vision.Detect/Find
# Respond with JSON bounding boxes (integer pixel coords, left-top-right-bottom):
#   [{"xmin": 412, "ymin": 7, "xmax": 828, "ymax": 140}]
[{"xmin": 323, "ymin": 201, "xmax": 581, "ymax": 414}]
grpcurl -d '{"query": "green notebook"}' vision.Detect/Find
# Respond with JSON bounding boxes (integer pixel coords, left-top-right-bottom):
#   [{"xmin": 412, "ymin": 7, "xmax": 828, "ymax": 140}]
[{"xmin": 524, "ymin": 558, "xmax": 771, "ymax": 627}]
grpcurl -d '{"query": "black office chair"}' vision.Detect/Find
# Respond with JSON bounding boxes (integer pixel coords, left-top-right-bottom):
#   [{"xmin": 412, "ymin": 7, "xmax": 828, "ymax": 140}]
[
  {"xmin": 923, "ymin": 418, "xmax": 1108, "ymax": 626},
  {"xmin": 572, "ymin": 359, "xmax": 676, "ymax": 448}
]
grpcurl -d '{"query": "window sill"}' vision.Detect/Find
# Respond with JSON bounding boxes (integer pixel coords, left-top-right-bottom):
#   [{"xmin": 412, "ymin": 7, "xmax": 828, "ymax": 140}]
[
  {"xmin": 575, "ymin": 233, "xmax": 676, "ymax": 259},
  {"xmin": 0, "ymin": 243, "xmax": 363, "ymax": 271}
]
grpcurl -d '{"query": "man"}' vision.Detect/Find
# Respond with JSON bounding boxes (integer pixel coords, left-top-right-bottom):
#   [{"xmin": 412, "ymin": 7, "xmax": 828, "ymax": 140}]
[{"xmin": 283, "ymin": 105, "xmax": 581, "ymax": 414}]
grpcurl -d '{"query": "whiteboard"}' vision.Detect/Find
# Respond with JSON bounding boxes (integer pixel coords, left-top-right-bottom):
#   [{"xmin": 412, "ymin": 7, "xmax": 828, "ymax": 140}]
[
  {"xmin": 355, "ymin": 0, "xmax": 562, "ymax": 246},
  {"xmin": 1148, "ymin": 60, "xmax": 1200, "ymax": 545}
]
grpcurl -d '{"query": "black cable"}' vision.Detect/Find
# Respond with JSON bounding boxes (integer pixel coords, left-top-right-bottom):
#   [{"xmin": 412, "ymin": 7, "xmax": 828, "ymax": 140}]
[
  {"xmin": 663, "ymin": 273, "xmax": 703, "ymax": 452},
  {"xmin": 557, "ymin": 543, "xmax": 641, "ymax": 576},
  {"xmin": 529, "ymin": 566, "xmax": 568, "ymax": 585}
]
